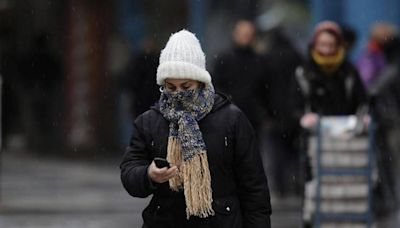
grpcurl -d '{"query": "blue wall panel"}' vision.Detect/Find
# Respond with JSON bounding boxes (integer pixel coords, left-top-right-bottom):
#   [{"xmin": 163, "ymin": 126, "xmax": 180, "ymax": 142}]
[{"xmin": 310, "ymin": 0, "xmax": 400, "ymax": 61}]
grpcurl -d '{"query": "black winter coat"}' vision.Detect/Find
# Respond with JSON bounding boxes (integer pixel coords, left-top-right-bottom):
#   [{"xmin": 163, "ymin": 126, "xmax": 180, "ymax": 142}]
[
  {"xmin": 213, "ymin": 46, "xmax": 269, "ymax": 130},
  {"xmin": 292, "ymin": 59, "xmax": 367, "ymax": 119},
  {"xmin": 120, "ymin": 93, "xmax": 272, "ymax": 228}
]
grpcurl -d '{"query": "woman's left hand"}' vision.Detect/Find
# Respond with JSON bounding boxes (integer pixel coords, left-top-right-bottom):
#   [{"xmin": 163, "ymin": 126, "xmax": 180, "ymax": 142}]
[{"xmin": 148, "ymin": 161, "xmax": 179, "ymax": 183}]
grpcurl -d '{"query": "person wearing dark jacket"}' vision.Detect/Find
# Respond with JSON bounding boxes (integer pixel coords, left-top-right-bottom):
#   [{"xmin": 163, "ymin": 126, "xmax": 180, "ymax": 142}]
[
  {"xmin": 292, "ymin": 21, "xmax": 368, "ymax": 226},
  {"xmin": 368, "ymin": 36, "xmax": 400, "ymax": 215},
  {"xmin": 19, "ymin": 33, "xmax": 63, "ymax": 152},
  {"xmin": 213, "ymin": 20, "xmax": 269, "ymax": 132},
  {"xmin": 293, "ymin": 21, "xmax": 367, "ymax": 128},
  {"xmin": 124, "ymin": 39, "xmax": 160, "ymax": 118},
  {"xmin": 120, "ymin": 30, "xmax": 271, "ymax": 228},
  {"xmin": 261, "ymin": 27, "xmax": 304, "ymax": 197}
]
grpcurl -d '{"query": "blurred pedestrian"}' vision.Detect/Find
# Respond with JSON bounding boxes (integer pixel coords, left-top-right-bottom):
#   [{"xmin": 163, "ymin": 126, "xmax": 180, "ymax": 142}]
[
  {"xmin": 261, "ymin": 26, "xmax": 304, "ymax": 197},
  {"xmin": 357, "ymin": 23, "xmax": 397, "ymax": 90},
  {"xmin": 117, "ymin": 38, "xmax": 160, "ymax": 145},
  {"xmin": 0, "ymin": 29, "xmax": 23, "ymax": 150},
  {"xmin": 120, "ymin": 30, "xmax": 272, "ymax": 228},
  {"xmin": 368, "ymin": 35, "xmax": 400, "ymax": 215},
  {"xmin": 213, "ymin": 20, "xmax": 270, "ymax": 133},
  {"xmin": 341, "ymin": 24, "xmax": 358, "ymax": 53},
  {"xmin": 292, "ymin": 21, "xmax": 367, "ymax": 226},
  {"xmin": 19, "ymin": 33, "xmax": 63, "ymax": 152},
  {"xmin": 294, "ymin": 21, "xmax": 367, "ymax": 128},
  {"xmin": 125, "ymin": 38, "xmax": 160, "ymax": 118}
]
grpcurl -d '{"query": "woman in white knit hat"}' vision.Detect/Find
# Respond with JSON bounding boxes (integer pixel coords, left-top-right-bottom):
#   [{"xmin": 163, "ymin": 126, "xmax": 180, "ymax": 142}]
[{"xmin": 120, "ymin": 29, "xmax": 271, "ymax": 228}]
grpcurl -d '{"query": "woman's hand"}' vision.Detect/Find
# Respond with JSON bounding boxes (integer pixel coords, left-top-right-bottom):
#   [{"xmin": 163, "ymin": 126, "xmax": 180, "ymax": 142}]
[
  {"xmin": 362, "ymin": 114, "xmax": 371, "ymax": 129},
  {"xmin": 148, "ymin": 161, "xmax": 179, "ymax": 183},
  {"xmin": 300, "ymin": 112, "xmax": 319, "ymax": 129}
]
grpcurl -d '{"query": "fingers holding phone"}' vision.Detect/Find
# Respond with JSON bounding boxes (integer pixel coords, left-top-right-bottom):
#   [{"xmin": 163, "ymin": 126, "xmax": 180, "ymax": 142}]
[
  {"xmin": 154, "ymin": 157, "xmax": 171, "ymax": 168},
  {"xmin": 148, "ymin": 158, "xmax": 178, "ymax": 183}
]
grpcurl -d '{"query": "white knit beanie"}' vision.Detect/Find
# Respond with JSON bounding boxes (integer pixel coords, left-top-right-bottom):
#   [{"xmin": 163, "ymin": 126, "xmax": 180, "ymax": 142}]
[{"xmin": 157, "ymin": 29, "xmax": 212, "ymax": 86}]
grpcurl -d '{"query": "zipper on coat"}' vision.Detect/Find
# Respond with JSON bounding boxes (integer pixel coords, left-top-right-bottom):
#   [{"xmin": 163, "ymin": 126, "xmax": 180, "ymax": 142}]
[{"xmin": 224, "ymin": 136, "xmax": 233, "ymax": 163}]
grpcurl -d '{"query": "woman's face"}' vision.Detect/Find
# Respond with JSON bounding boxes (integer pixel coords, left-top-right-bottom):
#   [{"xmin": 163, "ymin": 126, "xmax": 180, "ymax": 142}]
[
  {"xmin": 314, "ymin": 31, "xmax": 339, "ymax": 56},
  {"xmin": 164, "ymin": 79, "xmax": 200, "ymax": 92}
]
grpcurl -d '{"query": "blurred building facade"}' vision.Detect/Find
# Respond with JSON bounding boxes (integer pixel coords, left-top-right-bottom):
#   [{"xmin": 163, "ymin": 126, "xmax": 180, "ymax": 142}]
[
  {"xmin": 0, "ymin": 0, "xmax": 274, "ymax": 156},
  {"xmin": 310, "ymin": 0, "xmax": 400, "ymax": 61}
]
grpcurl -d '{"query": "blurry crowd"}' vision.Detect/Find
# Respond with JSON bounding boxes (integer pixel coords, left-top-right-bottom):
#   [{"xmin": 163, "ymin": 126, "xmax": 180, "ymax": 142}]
[{"xmin": 121, "ymin": 19, "xmax": 400, "ymax": 219}]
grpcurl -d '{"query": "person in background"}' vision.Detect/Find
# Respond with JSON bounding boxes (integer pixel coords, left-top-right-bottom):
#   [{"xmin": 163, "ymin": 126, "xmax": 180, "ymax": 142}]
[
  {"xmin": 19, "ymin": 33, "xmax": 63, "ymax": 152},
  {"xmin": 120, "ymin": 29, "xmax": 271, "ymax": 228},
  {"xmin": 293, "ymin": 21, "xmax": 367, "ymax": 129},
  {"xmin": 213, "ymin": 20, "xmax": 270, "ymax": 134},
  {"xmin": 0, "ymin": 28, "xmax": 23, "ymax": 150},
  {"xmin": 292, "ymin": 21, "xmax": 367, "ymax": 226},
  {"xmin": 368, "ymin": 35, "xmax": 400, "ymax": 216},
  {"xmin": 261, "ymin": 26, "xmax": 304, "ymax": 197},
  {"xmin": 341, "ymin": 25, "xmax": 358, "ymax": 53},
  {"xmin": 117, "ymin": 38, "xmax": 160, "ymax": 146},
  {"xmin": 357, "ymin": 23, "xmax": 397, "ymax": 90},
  {"xmin": 124, "ymin": 38, "xmax": 160, "ymax": 118}
]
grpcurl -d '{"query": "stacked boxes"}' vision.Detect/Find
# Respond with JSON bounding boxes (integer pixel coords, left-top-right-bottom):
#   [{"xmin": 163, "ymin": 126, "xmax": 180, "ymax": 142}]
[{"xmin": 303, "ymin": 116, "xmax": 374, "ymax": 228}]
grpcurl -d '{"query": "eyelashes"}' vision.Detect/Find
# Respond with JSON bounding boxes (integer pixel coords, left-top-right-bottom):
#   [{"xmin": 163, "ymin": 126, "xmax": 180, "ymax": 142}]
[{"xmin": 166, "ymin": 85, "xmax": 193, "ymax": 92}]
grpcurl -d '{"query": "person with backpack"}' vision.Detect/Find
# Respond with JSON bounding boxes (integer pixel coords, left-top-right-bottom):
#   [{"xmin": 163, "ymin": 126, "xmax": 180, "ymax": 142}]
[
  {"xmin": 293, "ymin": 21, "xmax": 367, "ymax": 129},
  {"xmin": 292, "ymin": 21, "xmax": 368, "ymax": 227}
]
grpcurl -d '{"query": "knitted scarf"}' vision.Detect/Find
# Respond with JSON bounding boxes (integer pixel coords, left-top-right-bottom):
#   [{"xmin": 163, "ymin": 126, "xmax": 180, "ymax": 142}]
[
  {"xmin": 159, "ymin": 84, "xmax": 215, "ymax": 219},
  {"xmin": 312, "ymin": 47, "xmax": 345, "ymax": 74}
]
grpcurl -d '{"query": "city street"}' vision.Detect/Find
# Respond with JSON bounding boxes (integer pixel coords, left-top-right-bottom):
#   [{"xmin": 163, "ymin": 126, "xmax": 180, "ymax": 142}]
[{"xmin": 0, "ymin": 151, "xmax": 398, "ymax": 227}]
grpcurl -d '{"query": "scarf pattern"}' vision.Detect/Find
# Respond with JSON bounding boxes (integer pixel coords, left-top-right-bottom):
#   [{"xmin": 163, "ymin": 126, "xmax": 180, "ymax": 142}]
[{"xmin": 159, "ymin": 84, "xmax": 215, "ymax": 219}]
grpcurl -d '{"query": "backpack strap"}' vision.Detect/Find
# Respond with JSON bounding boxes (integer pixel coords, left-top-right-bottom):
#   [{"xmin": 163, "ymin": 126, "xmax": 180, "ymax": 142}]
[
  {"xmin": 295, "ymin": 66, "xmax": 312, "ymax": 113},
  {"xmin": 344, "ymin": 74, "xmax": 355, "ymax": 101}
]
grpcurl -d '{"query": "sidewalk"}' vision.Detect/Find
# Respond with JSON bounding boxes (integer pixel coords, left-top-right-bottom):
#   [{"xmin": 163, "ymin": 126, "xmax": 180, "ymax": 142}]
[
  {"xmin": 0, "ymin": 151, "xmax": 398, "ymax": 227},
  {"xmin": 0, "ymin": 151, "xmax": 149, "ymax": 228},
  {"xmin": 0, "ymin": 151, "xmax": 302, "ymax": 227}
]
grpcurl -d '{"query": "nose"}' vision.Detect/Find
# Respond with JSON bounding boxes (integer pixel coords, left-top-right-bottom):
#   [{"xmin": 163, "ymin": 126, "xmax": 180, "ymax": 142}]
[{"xmin": 321, "ymin": 45, "xmax": 337, "ymax": 56}]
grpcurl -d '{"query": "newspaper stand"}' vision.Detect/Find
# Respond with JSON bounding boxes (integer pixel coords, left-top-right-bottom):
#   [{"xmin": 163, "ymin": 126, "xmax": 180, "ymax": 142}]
[{"xmin": 303, "ymin": 115, "xmax": 374, "ymax": 228}]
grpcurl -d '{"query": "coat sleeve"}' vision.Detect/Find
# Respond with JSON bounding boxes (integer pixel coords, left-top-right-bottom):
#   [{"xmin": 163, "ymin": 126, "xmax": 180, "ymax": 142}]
[
  {"xmin": 120, "ymin": 115, "xmax": 155, "ymax": 198},
  {"xmin": 233, "ymin": 111, "xmax": 272, "ymax": 228}
]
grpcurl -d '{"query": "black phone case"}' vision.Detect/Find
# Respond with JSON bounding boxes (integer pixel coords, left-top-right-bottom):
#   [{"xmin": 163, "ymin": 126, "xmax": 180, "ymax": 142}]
[{"xmin": 154, "ymin": 157, "xmax": 170, "ymax": 168}]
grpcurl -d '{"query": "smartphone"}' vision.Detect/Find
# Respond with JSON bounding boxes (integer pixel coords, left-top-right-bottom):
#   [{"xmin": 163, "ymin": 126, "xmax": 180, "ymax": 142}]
[{"xmin": 154, "ymin": 157, "xmax": 170, "ymax": 168}]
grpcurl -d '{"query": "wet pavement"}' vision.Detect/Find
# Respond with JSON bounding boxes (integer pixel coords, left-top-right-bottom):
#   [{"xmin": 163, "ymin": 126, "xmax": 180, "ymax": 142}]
[
  {"xmin": 0, "ymin": 152, "xmax": 147, "ymax": 228},
  {"xmin": 0, "ymin": 151, "xmax": 398, "ymax": 227}
]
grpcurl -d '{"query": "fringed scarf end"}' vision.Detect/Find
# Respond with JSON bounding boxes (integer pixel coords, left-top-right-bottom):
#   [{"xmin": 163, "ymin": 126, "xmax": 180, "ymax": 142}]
[
  {"xmin": 182, "ymin": 152, "xmax": 214, "ymax": 219},
  {"xmin": 166, "ymin": 138, "xmax": 214, "ymax": 219},
  {"xmin": 167, "ymin": 136, "xmax": 183, "ymax": 191}
]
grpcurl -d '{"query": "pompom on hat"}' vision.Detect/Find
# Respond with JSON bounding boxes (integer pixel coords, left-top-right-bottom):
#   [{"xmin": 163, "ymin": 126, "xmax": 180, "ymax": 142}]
[{"xmin": 156, "ymin": 29, "xmax": 212, "ymax": 86}]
